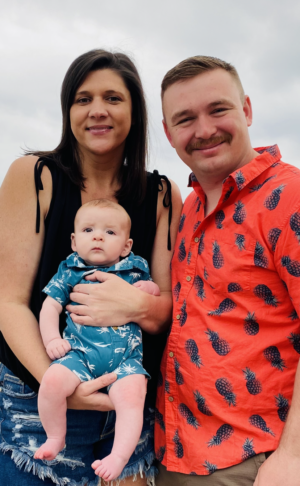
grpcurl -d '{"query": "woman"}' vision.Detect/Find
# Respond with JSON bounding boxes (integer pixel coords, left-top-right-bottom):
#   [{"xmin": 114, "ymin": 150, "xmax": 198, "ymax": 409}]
[{"xmin": 0, "ymin": 50, "xmax": 181, "ymax": 485}]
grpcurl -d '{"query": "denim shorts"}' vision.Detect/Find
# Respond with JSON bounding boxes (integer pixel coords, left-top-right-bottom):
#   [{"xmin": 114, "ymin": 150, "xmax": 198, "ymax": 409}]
[{"xmin": 0, "ymin": 363, "xmax": 156, "ymax": 486}]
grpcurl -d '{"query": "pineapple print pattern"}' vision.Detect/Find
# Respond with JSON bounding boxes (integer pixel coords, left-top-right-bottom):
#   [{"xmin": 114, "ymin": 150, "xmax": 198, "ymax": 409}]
[
  {"xmin": 194, "ymin": 390, "xmax": 213, "ymax": 416},
  {"xmin": 174, "ymin": 359, "xmax": 184, "ymax": 385},
  {"xmin": 215, "ymin": 378, "xmax": 236, "ymax": 406},
  {"xmin": 243, "ymin": 368, "xmax": 262, "ymax": 395},
  {"xmin": 235, "ymin": 233, "xmax": 245, "ymax": 251},
  {"xmin": 254, "ymin": 242, "xmax": 268, "ymax": 268},
  {"xmin": 264, "ymin": 185, "xmax": 286, "ymax": 210},
  {"xmin": 206, "ymin": 329, "xmax": 230, "ymax": 356},
  {"xmin": 235, "ymin": 170, "xmax": 246, "ymax": 190},
  {"xmin": 156, "ymin": 446, "xmax": 165, "ymax": 462},
  {"xmin": 223, "ymin": 185, "xmax": 234, "ymax": 202},
  {"xmin": 179, "ymin": 214, "xmax": 186, "ymax": 233},
  {"xmin": 253, "ymin": 284, "xmax": 278, "ymax": 307},
  {"xmin": 244, "ymin": 312, "xmax": 259, "ymax": 336},
  {"xmin": 155, "ymin": 146, "xmax": 300, "ymax": 475},
  {"xmin": 249, "ymin": 415, "xmax": 275, "ymax": 436},
  {"xmin": 208, "ymin": 424, "xmax": 234, "ymax": 447},
  {"xmin": 290, "ymin": 212, "xmax": 300, "ymax": 243},
  {"xmin": 275, "ymin": 394, "xmax": 289, "ymax": 422},
  {"xmin": 194, "ymin": 275, "xmax": 205, "ymax": 300},
  {"xmin": 281, "ymin": 256, "xmax": 300, "ymax": 277},
  {"xmin": 155, "ymin": 408, "xmax": 165, "ymax": 432},
  {"xmin": 215, "ymin": 210, "xmax": 225, "ymax": 229},
  {"xmin": 233, "ymin": 201, "xmax": 246, "ymax": 225},
  {"xmin": 212, "ymin": 241, "xmax": 224, "ymax": 269},
  {"xmin": 288, "ymin": 332, "xmax": 300, "ymax": 354},
  {"xmin": 242, "ymin": 438, "xmax": 256, "ymax": 460},
  {"xmin": 185, "ymin": 339, "xmax": 203, "ymax": 368},
  {"xmin": 173, "ymin": 430, "xmax": 184, "ymax": 458},
  {"xmin": 173, "ymin": 282, "xmax": 181, "ymax": 302},
  {"xmin": 178, "ymin": 238, "xmax": 186, "ymax": 262},
  {"xmin": 268, "ymin": 228, "xmax": 281, "ymax": 251},
  {"xmin": 208, "ymin": 298, "xmax": 236, "ymax": 316},
  {"xmin": 203, "ymin": 460, "xmax": 218, "ymax": 474},
  {"xmin": 228, "ymin": 282, "xmax": 242, "ymax": 293},
  {"xmin": 263, "ymin": 346, "xmax": 286, "ymax": 371},
  {"xmin": 178, "ymin": 403, "xmax": 200, "ymax": 429}
]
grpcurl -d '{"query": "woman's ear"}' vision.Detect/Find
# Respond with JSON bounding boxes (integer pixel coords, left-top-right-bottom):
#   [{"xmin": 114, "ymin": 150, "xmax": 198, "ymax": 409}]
[{"xmin": 121, "ymin": 238, "xmax": 133, "ymax": 257}]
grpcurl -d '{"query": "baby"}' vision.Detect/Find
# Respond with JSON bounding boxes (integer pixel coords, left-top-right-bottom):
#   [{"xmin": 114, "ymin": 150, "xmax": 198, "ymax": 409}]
[{"xmin": 34, "ymin": 199, "xmax": 160, "ymax": 481}]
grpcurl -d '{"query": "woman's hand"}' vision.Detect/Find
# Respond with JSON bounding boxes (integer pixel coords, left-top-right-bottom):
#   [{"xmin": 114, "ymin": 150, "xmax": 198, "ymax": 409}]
[
  {"xmin": 65, "ymin": 272, "xmax": 146, "ymax": 327},
  {"xmin": 67, "ymin": 372, "xmax": 117, "ymax": 411}
]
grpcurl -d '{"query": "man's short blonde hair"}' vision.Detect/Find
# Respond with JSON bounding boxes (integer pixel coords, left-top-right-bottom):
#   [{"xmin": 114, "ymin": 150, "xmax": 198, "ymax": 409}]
[
  {"xmin": 75, "ymin": 199, "xmax": 131, "ymax": 233},
  {"xmin": 161, "ymin": 55, "xmax": 244, "ymax": 101}
]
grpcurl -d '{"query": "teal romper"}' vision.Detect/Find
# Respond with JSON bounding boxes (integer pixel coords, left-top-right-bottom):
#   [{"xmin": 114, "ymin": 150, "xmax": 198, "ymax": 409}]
[{"xmin": 43, "ymin": 252, "xmax": 151, "ymax": 382}]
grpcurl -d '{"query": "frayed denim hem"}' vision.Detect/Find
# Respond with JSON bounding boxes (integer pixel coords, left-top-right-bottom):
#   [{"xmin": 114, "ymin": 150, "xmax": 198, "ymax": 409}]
[
  {"xmin": 0, "ymin": 442, "xmax": 99, "ymax": 486},
  {"xmin": 98, "ymin": 451, "xmax": 157, "ymax": 486}
]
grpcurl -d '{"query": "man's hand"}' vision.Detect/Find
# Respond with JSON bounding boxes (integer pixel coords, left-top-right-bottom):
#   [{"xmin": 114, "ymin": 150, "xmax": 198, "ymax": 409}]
[
  {"xmin": 65, "ymin": 271, "xmax": 146, "ymax": 327},
  {"xmin": 67, "ymin": 372, "xmax": 117, "ymax": 411},
  {"xmin": 254, "ymin": 447, "xmax": 300, "ymax": 486},
  {"xmin": 46, "ymin": 337, "xmax": 71, "ymax": 360}
]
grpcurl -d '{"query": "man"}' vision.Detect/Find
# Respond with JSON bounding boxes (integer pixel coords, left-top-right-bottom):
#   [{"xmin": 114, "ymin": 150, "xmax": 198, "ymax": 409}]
[{"xmin": 155, "ymin": 56, "xmax": 300, "ymax": 486}]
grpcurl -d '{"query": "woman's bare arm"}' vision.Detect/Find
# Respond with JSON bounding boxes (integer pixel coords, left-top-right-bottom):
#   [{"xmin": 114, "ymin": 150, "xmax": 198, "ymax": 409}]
[
  {"xmin": 66, "ymin": 179, "xmax": 183, "ymax": 334},
  {"xmin": 0, "ymin": 156, "xmax": 52, "ymax": 383}
]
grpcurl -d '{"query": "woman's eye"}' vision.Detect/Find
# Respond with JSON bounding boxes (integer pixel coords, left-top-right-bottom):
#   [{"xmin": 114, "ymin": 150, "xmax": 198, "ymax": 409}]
[
  {"xmin": 84, "ymin": 228, "xmax": 93, "ymax": 233},
  {"xmin": 76, "ymin": 97, "xmax": 90, "ymax": 104},
  {"xmin": 107, "ymin": 96, "xmax": 121, "ymax": 103}
]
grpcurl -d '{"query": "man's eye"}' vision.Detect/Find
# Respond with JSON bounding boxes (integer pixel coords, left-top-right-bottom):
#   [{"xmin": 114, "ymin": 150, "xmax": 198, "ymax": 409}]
[
  {"xmin": 106, "ymin": 230, "xmax": 115, "ymax": 235},
  {"xmin": 84, "ymin": 228, "xmax": 93, "ymax": 233},
  {"xmin": 177, "ymin": 117, "xmax": 193, "ymax": 125}
]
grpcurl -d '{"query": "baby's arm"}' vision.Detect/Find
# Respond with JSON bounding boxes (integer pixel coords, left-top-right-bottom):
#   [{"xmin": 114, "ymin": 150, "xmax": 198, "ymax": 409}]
[
  {"xmin": 133, "ymin": 280, "xmax": 160, "ymax": 296},
  {"xmin": 40, "ymin": 296, "xmax": 71, "ymax": 360}
]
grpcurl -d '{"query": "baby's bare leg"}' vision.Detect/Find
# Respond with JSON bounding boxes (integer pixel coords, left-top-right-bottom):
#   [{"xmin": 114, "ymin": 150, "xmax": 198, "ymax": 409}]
[
  {"xmin": 92, "ymin": 374, "xmax": 147, "ymax": 481},
  {"xmin": 34, "ymin": 364, "xmax": 80, "ymax": 461}
]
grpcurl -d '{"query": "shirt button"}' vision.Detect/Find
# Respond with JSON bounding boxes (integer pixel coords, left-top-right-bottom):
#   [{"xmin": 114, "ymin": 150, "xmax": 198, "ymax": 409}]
[
  {"xmin": 194, "ymin": 237, "xmax": 199, "ymax": 243},
  {"xmin": 186, "ymin": 276, "xmax": 192, "ymax": 282},
  {"xmin": 176, "ymin": 314, "xmax": 181, "ymax": 320},
  {"xmin": 169, "ymin": 352, "xmax": 174, "ymax": 358},
  {"xmin": 168, "ymin": 396, "xmax": 174, "ymax": 402}
]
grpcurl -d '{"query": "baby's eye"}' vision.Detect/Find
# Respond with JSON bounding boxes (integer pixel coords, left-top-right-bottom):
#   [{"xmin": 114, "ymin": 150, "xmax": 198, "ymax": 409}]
[
  {"xmin": 84, "ymin": 228, "xmax": 93, "ymax": 233},
  {"xmin": 106, "ymin": 230, "xmax": 115, "ymax": 235}
]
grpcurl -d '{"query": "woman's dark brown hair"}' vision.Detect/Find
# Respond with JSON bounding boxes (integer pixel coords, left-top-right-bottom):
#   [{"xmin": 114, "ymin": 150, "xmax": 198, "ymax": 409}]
[{"xmin": 29, "ymin": 49, "xmax": 147, "ymax": 203}]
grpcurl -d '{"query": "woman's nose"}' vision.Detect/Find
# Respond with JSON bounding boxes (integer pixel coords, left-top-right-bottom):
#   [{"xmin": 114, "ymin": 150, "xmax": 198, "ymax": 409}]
[{"xmin": 89, "ymin": 99, "xmax": 108, "ymax": 119}]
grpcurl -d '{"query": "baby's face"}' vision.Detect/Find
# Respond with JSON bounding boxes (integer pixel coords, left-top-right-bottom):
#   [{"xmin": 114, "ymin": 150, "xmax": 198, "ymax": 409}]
[{"xmin": 71, "ymin": 206, "xmax": 132, "ymax": 266}]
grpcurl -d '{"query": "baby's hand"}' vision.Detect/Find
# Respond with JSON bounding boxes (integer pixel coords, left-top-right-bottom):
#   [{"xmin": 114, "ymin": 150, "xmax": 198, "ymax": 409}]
[
  {"xmin": 133, "ymin": 280, "xmax": 160, "ymax": 296},
  {"xmin": 46, "ymin": 338, "xmax": 71, "ymax": 360}
]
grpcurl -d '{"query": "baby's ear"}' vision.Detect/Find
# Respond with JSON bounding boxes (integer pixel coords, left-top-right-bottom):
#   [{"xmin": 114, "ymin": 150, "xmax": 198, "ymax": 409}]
[
  {"xmin": 71, "ymin": 233, "xmax": 77, "ymax": 252},
  {"xmin": 121, "ymin": 238, "xmax": 133, "ymax": 257}
]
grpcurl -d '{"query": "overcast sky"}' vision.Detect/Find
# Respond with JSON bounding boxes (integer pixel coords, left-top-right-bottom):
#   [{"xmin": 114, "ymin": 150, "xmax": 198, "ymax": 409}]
[{"xmin": 1, "ymin": 0, "xmax": 299, "ymax": 200}]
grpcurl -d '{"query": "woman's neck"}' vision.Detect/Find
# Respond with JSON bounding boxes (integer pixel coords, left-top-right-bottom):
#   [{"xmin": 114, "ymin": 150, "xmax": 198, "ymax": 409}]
[{"xmin": 80, "ymin": 150, "xmax": 124, "ymax": 203}]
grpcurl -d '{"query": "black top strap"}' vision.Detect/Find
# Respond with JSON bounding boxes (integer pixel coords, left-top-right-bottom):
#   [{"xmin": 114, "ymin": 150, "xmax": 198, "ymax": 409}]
[
  {"xmin": 34, "ymin": 158, "xmax": 49, "ymax": 233},
  {"xmin": 154, "ymin": 170, "xmax": 173, "ymax": 251}
]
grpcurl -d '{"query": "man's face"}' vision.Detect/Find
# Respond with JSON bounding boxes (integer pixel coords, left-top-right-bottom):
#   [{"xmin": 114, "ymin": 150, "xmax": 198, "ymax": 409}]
[{"xmin": 162, "ymin": 69, "xmax": 255, "ymax": 182}]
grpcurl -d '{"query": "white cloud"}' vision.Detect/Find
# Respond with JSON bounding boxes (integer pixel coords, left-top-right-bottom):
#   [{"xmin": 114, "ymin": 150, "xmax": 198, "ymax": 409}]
[{"xmin": 1, "ymin": 0, "xmax": 300, "ymax": 200}]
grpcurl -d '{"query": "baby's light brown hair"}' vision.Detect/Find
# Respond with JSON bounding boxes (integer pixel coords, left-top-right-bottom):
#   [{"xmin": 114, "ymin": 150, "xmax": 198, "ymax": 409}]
[{"xmin": 74, "ymin": 199, "xmax": 131, "ymax": 235}]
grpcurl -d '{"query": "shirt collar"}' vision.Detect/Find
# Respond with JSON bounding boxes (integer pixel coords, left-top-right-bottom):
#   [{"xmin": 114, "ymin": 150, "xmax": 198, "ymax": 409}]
[
  {"xmin": 66, "ymin": 251, "xmax": 148, "ymax": 275},
  {"xmin": 188, "ymin": 145, "xmax": 281, "ymax": 196}
]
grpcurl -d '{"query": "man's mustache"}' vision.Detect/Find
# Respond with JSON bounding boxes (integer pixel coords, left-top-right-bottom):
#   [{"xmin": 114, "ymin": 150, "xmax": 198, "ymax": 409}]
[{"xmin": 186, "ymin": 134, "xmax": 232, "ymax": 155}]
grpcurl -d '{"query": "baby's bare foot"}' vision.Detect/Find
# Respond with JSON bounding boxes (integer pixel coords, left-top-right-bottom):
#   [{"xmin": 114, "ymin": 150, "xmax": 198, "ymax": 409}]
[
  {"xmin": 34, "ymin": 437, "xmax": 65, "ymax": 461},
  {"xmin": 92, "ymin": 453, "xmax": 127, "ymax": 481}
]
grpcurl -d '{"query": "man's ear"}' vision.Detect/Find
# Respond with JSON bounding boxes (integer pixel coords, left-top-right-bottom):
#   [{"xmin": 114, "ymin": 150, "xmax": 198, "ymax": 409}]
[
  {"xmin": 243, "ymin": 95, "xmax": 253, "ymax": 128},
  {"xmin": 71, "ymin": 233, "xmax": 77, "ymax": 252},
  {"xmin": 121, "ymin": 238, "xmax": 133, "ymax": 257},
  {"xmin": 163, "ymin": 119, "xmax": 175, "ymax": 148}
]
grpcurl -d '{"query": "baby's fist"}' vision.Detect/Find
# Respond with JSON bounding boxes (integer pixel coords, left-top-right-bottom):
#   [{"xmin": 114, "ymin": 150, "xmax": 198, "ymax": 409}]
[{"xmin": 46, "ymin": 338, "xmax": 71, "ymax": 360}]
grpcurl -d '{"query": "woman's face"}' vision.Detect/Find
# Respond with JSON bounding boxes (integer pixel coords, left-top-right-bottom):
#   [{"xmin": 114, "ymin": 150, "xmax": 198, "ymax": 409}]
[{"xmin": 70, "ymin": 69, "xmax": 132, "ymax": 162}]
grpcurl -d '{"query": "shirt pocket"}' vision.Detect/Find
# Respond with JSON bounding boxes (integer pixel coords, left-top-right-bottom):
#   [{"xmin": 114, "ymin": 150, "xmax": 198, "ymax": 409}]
[{"xmin": 201, "ymin": 240, "xmax": 252, "ymax": 295}]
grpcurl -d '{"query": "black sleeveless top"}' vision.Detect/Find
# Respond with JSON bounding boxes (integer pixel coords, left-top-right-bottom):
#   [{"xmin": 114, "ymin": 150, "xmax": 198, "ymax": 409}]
[{"xmin": 0, "ymin": 158, "xmax": 172, "ymax": 402}]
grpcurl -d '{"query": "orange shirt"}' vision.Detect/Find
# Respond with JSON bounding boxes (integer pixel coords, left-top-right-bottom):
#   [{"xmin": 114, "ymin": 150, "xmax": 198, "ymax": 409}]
[{"xmin": 155, "ymin": 146, "xmax": 300, "ymax": 475}]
